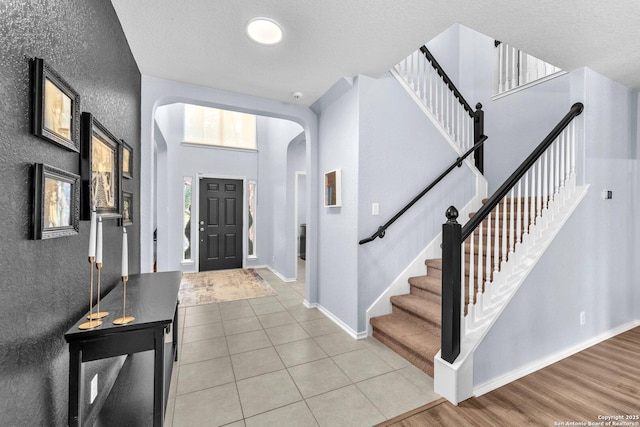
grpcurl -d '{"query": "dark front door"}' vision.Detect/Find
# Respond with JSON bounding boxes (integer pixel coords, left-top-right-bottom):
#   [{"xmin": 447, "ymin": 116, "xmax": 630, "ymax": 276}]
[{"xmin": 199, "ymin": 178, "xmax": 243, "ymax": 271}]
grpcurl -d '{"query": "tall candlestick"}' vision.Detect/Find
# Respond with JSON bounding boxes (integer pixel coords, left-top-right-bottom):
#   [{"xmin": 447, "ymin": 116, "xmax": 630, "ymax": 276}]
[
  {"xmin": 96, "ymin": 217, "xmax": 103, "ymax": 264},
  {"xmin": 88, "ymin": 209, "xmax": 97, "ymax": 258},
  {"xmin": 121, "ymin": 228, "xmax": 128, "ymax": 277}
]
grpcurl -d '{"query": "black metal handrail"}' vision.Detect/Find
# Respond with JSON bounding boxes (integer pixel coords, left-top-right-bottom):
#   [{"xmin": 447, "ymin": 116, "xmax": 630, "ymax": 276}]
[
  {"xmin": 419, "ymin": 45, "xmax": 485, "ymax": 173},
  {"xmin": 420, "ymin": 46, "xmax": 474, "ymax": 117},
  {"xmin": 359, "ymin": 135, "xmax": 487, "ymax": 245},
  {"xmin": 440, "ymin": 102, "xmax": 584, "ymax": 364},
  {"xmin": 460, "ymin": 102, "xmax": 584, "ymax": 240}
]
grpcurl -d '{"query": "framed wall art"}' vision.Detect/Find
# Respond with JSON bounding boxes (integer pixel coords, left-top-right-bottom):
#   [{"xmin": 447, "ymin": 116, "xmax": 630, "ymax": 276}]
[
  {"xmin": 324, "ymin": 169, "xmax": 342, "ymax": 207},
  {"xmin": 30, "ymin": 57, "xmax": 81, "ymax": 152},
  {"xmin": 120, "ymin": 191, "xmax": 133, "ymax": 226},
  {"xmin": 33, "ymin": 163, "xmax": 80, "ymax": 240},
  {"xmin": 121, "ymin": 140, "xmax": 133, "ymax": 179},
  {"xmin": 80, "ymin": 112, "xmax": 122, "ymax": 220}
]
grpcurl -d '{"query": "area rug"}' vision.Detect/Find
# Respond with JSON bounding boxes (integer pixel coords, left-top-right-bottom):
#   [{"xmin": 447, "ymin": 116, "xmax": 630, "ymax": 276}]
[{"xmin": 179, "ymin": 268, "xmax": 277, "ymax": 306}]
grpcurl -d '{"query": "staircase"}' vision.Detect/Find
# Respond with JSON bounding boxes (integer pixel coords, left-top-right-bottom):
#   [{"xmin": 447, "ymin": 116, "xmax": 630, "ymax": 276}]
[{"xmin": 370, "ymin": 198, "xmax": 522, "ymax": 376}]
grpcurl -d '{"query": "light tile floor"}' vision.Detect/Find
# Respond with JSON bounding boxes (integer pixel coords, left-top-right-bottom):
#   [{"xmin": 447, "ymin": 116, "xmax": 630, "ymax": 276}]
[{"xmin": 165, "ymin": 263, "xmax": 440, "ymax": 427}]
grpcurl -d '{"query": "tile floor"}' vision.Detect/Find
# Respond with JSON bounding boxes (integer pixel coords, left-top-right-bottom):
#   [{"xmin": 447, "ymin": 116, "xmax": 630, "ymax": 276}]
[{"xmin": 165, "ymin": 263, "xmax": 440, "ymax": 427}]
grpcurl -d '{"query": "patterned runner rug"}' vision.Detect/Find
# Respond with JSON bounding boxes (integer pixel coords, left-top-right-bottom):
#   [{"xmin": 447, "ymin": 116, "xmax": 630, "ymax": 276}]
[{"xmin": 179, "ymin": 268, "xmax": 276, "ymax": 306}]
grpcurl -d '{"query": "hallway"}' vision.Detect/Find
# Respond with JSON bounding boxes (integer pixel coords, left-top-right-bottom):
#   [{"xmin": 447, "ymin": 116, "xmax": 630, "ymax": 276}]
[{"xmin": 165, "ymin": 264, "xmax": 440, "ymax": 426}]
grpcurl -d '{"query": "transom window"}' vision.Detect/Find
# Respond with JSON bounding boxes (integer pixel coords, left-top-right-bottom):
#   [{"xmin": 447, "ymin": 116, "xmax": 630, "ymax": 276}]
[{"xmin": 184, "ymin": 104, "xmax": 257, "ymax": 150}]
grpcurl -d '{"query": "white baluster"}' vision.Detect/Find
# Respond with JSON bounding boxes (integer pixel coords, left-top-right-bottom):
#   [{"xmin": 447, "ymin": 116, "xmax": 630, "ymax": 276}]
[
  {"xmin": 509, "ymin": 189, "xmax": 515, "ymax": 257},
  {"xmin": 519, "ymin": 50, "xmax": 525, "ymax": 86},
  {"xmin": 502, "ymin": 197, "xmax": 508, "ymax": 267},
  {"xmin": 530, "ymin": 163, "xmax": 536, "ymax": 234},
  {"xmin": 468, "ymin": 232, "xmax": 475, "ymax": 324},
  {"xmin": 570, "ymin": 121, "xmax": 576, "ymax": 192},
  {"xmin": 476, "ymin": 220, "xmax": 483, "ymax": 319},
  {"xmin": 485, "ymin": 211, "xmax": 492, "ymax": 304},
  {"xmin": 553, "ymin": 140, "xmax": 559, "ymax": 211},
  {"xmin": 543, "ymin": 150, "xmax": 549, "ymax": 218},
  {"xmin": 493, "ymin": 208, "xmax": 500, "ymax": 278},
  {"xmin": 460, "ymin": 241, "xmax": 466, "ymax": 336},
  {"xmin": 427, "ymin": 65, "xmax": 433, "ymax": 111},
  {"xmin": 523, "ymin": 173, "xmax": 529, "ymax": 247},
  {"xmin": 560, "ymin": 131, "xmax": 566, "ymax": 202},
  {"xmin": 536, "ymin": 159, "xmax": 542, "ymax": 233},
  {"xmin": 516, "ymin": 180, "xmax": 522, "ymax": 248}
]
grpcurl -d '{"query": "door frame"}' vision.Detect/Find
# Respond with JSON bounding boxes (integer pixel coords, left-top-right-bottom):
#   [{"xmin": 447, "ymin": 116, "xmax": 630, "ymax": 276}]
[
  {"xmin": 294, "ymin": 171, "xmax": 307, "ymax": 280},
  {"xmin": 194, "ymin": 173, "xmax": 247, "ymax": 272}
]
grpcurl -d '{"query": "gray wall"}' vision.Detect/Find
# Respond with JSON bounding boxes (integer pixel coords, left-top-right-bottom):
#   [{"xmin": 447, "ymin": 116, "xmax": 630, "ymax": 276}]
[
  {"xmin": 317, "ymin": 78, "xmax": 361, "ymax": 329},
  {"xmin": 473, "ymin": 66, "xmax": 640, "ymax": 386},
  {"xmin": 0, "ymin": 1, "xmax": 141, "ymax": 425},
  {"xmin": 356, "ymin": 73, "xmax": 475, "ymax": 331},
  {"xmin": 315, "ymin": 73, "xmax": 477, "ymax": 332},
  {"xmin": 257, "ymin": 117, "xmax": 305, "ymax": 279},
  {"xmin": 428, "ymin": 24, "xmax": 573, "ymax": 192}
]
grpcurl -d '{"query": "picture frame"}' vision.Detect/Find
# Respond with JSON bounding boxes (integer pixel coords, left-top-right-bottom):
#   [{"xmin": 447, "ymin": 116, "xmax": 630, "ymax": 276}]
[
  {"xmin": 324, "ymin": 169, "xmax": 342, "ymax": 207},
  {"xmin": 121, "ymin": 140, "xmax": 133, "ymax": 179},
  {"xmin": 30, "ymin": 57, "xmax": 81, "ymax": 152},
  {"xmin": 32, "ymin": 163, "xmax": 80, "ymax": 240},
  {"xmin": 120, "ymin": 191, "xmax": 133, "ymax": 227},
  {"xmin": 80, "ymin": 112, "xmax": 122, "ymax": 220}
]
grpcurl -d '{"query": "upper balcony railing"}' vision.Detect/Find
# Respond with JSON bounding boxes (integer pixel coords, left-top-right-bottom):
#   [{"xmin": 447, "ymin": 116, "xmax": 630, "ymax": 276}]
[{"xmin": 494, "ymin": 41, "xmax": 564, "ymax": 96}]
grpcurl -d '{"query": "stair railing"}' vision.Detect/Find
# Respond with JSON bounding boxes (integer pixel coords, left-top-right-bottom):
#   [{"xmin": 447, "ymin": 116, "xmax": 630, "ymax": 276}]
[
  {"xmin": 441, "ymin": 102, "xmax": 584, "ymax": 363},
  {"xmin": 396, "ymin": 46, "xmax": 485, "ymax": 173},
  {"xmin": 359, "ymin": 135, "xmax": 487, "ymax": 245}
]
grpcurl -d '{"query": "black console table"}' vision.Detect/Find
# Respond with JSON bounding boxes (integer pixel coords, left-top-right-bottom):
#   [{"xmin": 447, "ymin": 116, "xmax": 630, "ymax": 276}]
[{"xmin": 65, "ymin": 271, "xmax": 181, "ymax": 427}]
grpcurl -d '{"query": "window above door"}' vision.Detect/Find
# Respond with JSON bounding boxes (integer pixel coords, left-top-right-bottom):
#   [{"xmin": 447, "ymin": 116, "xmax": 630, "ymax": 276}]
[{"xmin": 183, "ymin": 104, "xmax": 257, "ymax": 150}]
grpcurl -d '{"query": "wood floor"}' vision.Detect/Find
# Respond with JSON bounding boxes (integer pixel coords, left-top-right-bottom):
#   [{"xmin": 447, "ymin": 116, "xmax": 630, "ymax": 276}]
[{"xmin": 379, "ymin": 326, "xmax": 640, "ymax": 427}]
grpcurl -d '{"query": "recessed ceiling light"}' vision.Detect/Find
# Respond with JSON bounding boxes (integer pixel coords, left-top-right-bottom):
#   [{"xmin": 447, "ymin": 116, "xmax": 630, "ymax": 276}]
[{"xmin": 246, "ymin": 18, "xmax": 283, "ymax": 46}]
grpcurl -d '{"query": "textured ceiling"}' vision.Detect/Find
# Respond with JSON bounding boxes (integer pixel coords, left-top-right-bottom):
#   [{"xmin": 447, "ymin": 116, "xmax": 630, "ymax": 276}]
[{"xmin": 111, "ymin": 0, "xmax": 640, "ymax": 106}]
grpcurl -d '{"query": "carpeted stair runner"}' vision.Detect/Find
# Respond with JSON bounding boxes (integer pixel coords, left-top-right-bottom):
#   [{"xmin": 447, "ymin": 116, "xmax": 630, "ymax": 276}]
[{"xmin": 370, "ymin": 198, "xmax": 526, "ymax": 377}]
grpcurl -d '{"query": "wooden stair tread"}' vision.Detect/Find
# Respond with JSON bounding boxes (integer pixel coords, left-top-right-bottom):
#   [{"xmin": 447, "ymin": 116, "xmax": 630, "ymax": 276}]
[{"xmin": 391, "ymin": 294, "xmax": 441, "ymax": 326}]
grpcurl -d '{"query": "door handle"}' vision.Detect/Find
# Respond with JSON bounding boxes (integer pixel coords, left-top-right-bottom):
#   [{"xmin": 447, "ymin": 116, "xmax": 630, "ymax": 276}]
[
  {"xmin": 200, "ymin": 221, "xmax": 204, "ymax": 225},
  {"xmin": 200, "ymin": 228, "xmax": 204, "ymax": 232}
]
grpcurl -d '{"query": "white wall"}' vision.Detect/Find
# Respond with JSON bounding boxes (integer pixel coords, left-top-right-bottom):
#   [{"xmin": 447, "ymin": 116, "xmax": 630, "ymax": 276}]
[{"xmin": 473, "ymin": 68, "xmax": 640, "ymax": 386}]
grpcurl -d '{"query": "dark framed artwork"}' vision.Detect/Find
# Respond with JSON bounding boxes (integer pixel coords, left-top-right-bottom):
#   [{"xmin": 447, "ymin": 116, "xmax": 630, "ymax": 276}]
[
  {"xmin": 33, "ymin": 163, "xmax": 80, "ymax": 240},
  {"xmin": 121, "ymin": 140, "xmax": 133, "ymax": 179},
  {"xmin": 80, "ymin": 112, "xmax": 122, "ymax": 220},
  {"xmin": 30, "ymin": 57, "xmax": 81, "ymax": 152},
  {"xmin": 120, "ymin": 191, "xmax": 133, "ymax": 226}
]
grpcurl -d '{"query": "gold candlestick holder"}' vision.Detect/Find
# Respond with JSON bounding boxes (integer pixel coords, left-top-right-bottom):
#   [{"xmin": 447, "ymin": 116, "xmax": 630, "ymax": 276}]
[
  {"xmin": 87, "ymin": 262, "xmax": 109, "ymax": 320},
  {"xmin": 79, "ymin": 257, "xmax": 103, "ymax": 330},
  {"xmin": 113, "ymin": 276, "xmax": 134, "ymax": 325}
]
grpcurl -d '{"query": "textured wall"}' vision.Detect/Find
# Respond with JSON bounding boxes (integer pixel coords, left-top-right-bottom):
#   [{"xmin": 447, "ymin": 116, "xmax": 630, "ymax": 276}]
[{"xmin": 0, "ymin": 1, "xmax": 140, "ymax": 425}]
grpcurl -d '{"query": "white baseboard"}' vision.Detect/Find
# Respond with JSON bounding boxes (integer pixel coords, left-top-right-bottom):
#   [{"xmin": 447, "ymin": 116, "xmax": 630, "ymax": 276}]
[
  {"xmin": 473, "ymin": 319, "xmax": 640, "ymax": 397},
  {"xmin": 267, "ymin": 266, "xmax": 296, "ymax": 282},
  {"xmin": 304, "ymin": 300, "xmax": 367, "ymax": 340}
]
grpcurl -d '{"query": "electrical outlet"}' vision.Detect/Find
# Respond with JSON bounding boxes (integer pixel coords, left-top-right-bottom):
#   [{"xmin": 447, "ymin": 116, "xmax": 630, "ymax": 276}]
[
  {"xmin": 372, "ymin": 203, "xmax": 379, "ymax": 216},
  {"xmin": 580, "ymin": 311, "xmax": 586, "ymax": 326},
  {"xmin": 90, "ymin": 374, "xmax": 98, "ymax": 404}
]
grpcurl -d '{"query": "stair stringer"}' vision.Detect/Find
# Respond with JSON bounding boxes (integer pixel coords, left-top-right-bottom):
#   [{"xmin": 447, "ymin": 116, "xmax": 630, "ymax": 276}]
[
  {"xmin": 365, "ymin": 186, "xmax": 486, "ymax": 336},
  {"xmin": 434, "ymin": 184, "xmax": 590, "ymax": 405}
]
